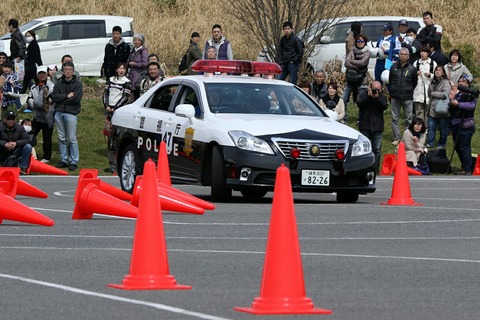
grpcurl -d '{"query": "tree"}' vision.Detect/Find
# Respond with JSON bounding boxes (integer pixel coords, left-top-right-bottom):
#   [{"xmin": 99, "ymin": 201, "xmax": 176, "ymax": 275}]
[{"xmin": 225, "ymin": 0, "xmax": 351, "ymax": 76}]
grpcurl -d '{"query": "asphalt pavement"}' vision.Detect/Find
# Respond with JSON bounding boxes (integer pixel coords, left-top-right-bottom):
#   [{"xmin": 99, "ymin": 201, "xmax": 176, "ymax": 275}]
[{"xmin": 1, "ymin": 174, "xmax": 480, "ymax": 320}]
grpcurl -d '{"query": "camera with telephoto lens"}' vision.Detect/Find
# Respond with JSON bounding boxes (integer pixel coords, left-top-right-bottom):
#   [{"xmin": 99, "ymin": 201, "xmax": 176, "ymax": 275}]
[
  {"xmin": 458, "ymin": 86, "xmax": 480, "ymax": 98},
  {"xmin": 326, "ymin": 100, "xmax": 337, "ymax": 110},
  {"xmin": 371, "ymin": 88, "xmax": 379, "ymax": 95}
]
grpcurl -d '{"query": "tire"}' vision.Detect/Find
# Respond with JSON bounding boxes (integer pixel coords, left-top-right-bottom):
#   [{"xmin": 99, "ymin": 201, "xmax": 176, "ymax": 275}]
[
  {"xmin": 119, "ymin": 144, "xmax": 139, "ymax": 194},
  {"xmin": 336, "ymin": 192, "xmax": 359, "ymax": 203},
  {"xmin": 240, "ymin": 189, "xmax": 268, "ymax": 199},
  {"xmin": 210, "ymin": 145, "xmax": 232, "ymax": 202}
]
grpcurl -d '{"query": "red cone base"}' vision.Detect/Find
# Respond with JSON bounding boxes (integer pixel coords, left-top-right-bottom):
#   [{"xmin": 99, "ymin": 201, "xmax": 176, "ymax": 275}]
[
  {"xmin": 381, "ymin": 142, "xmax": 423, "ymax": 206},
  {"xmin": 235, "ymin": 164, "xmax": 331, "ymax": 315},
  {"xmin": 109, "ymin": 159, "xmax": 191, "ymax": 290},
  {"xmin": 77, "ymin": 169, "xmax": 132, "ymax": 201},
  {"xmin": 380, "ymin": 154, "xmax": 396, "ymax": 176},
  {"xmin": 27, "ymin": 155, "xmax": 68, "ymax": 175},
  {"xmin": 0, "ymin": 167, "xmax": 19, "ymax": 197}
]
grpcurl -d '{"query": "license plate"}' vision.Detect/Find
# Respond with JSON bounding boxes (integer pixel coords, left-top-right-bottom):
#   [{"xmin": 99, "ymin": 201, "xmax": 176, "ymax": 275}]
[{"xmin": 301, "ymin": 170, "xmax": 330, "ymax": 186}]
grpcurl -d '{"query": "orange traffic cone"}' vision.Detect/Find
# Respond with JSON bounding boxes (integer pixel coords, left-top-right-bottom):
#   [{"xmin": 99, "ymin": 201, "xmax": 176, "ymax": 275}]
[
  {"xmin": 72, "ymin": 178, "xmax": 138, "ymax": 219},
  {"xmin": 381, "ymin": 142, "xmax": 423, "ymax": 206},
  {"xmin": 17, "ymin": 179, "xmax": 49, "ymax": 198},
  {"xmin": 380, "ymin": 154, "xmax": 396, "ymax": 176},
  {"xmin": 109, "ymin": 159, "xmax": 191, "ymax": 290},
  {"xmin": 158, "ymin": 181, "xmax": 215, "ymax": 211},
  {"xmin": 0, "ymin": 167, "xmax": 20, "ymax": 197},
  {"xmin": 406, "ymin": 166, "xmax": 422, "ymax": 176},
  {"xmin": 235, "ymin": 164, "xmax": 332, "ymax": 315},
  {"xmin": 76, "ymin": 169, "xmax": 132, "ymax": 202},
  {"xmin": 156, "ymin": 141, "xmax": 172, "ymax": 186},
  {"xmin": 131, "ymin": 176, "xmax": 204, "ymax": 214},
  {"xmin": 26, "ymin": 155, "xmax": 68, "ymax": 175},
  {"xmin": 473, "ymin": 157, "xmax": 480, "ymax": 176},
  {"xmin": 0, "ymin": 187, "xmax": 54, "ymax": 226}
]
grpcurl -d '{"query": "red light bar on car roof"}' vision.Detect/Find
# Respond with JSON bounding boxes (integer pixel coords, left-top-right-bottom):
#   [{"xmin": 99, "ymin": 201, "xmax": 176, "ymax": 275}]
[{"xmin": 191, "ymin": 60, "xmax": 282, "ymax": 75}]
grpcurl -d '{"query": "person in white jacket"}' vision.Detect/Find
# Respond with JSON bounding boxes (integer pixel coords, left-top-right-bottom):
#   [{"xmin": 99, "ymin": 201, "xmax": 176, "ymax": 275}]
[{"xmin": 412, "ymin": 46, "xmax": 436, "ymax": 125}]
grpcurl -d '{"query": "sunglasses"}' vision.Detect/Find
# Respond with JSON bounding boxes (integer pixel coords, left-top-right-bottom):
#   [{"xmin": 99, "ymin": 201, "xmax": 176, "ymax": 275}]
[
  {"xmin": 356, "ymin": 40, "xmax": 365, "ymax": 43},
  {"xmin": 5, "ymin": 117, "xmax": 15, "ymax": 120}
]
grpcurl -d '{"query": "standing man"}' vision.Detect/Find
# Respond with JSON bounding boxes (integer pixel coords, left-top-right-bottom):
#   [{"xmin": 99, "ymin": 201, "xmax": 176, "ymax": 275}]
[
  {"xmin": 202, "ymin": 24, "xmax": 233, "ymax": 60},
  {"xmin": 356, "ymin": 81, "xmax": 388, "ymax": 173},
  {"xmin": 277, "ymin": 21, "xmax": 304, "ymax": 85},
  {"xmin": 51, "ymin": 61, "xmax": 83, "ymax": 171},
  {"xmin": 401, "ymin": 28, "xmax": 422, "ymax": 64},
  {"xmin": 53, "ymin": 55, "xmax": 81, "ymax": 84},
  {"xmin": 102, "ymin": 26, "xmax": 131, "ymax": 79},
  {"xmin": 310, "ymin": 70, "xmax": 328, "ymax": 100},
  {"xmin": 427, "ymin": 40, "xmax": 448, "ymax": 67},
  {"xmin": 393, "ymin": 19, "xmax": 410, "ymax": 61},
  {"xmin": 0, "ymin": 110, "xmax": 31, "ymax": 174},
  {"xmin": 389, "ymin": 47, "xmax": 418, "ymax": 145},
  {"xmin": 186, "ymin": 32, "xmax": 202, "ymax": 75},
  {"xmin": 371, "ymin": 23, "xmax": 396, "ymax": 84},
  {"xmin": 416, "ymin": 11, "xmax": 443, "ymax": 52},
  {"xmin": 7, "ymin": 19, "xmax": 26, "ymax": 62}
]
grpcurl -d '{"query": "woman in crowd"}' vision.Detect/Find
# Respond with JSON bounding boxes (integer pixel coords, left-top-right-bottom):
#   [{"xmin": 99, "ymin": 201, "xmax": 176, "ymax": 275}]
[
  {"xmin": 22, "ymin": 30, "xmax": 43, "ymax": 93},
  {"xmin": 449, "ymin": 75, "xmax": 477, "ymax": 175},
  {"xmin": 444, "ymin": 49, "xmax": 473, "ymax": 86},
  {"xmin": 412, "ymin": 46, "xmax": 436, "ymax": 124},
  {"xmin": 319, "ymin": 81, "xmax": 345, "ymax": 122},
  {"xmin": 427, "ymin": 66, "xmax": 451, "ymax": 149},
  {"xmin": 127, "ymin": 33, "xmax": 148, "ymax": 100},
  {"xmin": 402, "ymin": 117, "xmax": 427, "ymax": 167}
]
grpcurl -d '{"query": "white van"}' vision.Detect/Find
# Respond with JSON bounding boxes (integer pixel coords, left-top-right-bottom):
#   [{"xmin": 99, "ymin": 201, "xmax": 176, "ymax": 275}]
[
  {"xmin": 259, "ymin": 16, "xmax": 425, "ymax": 73},
  {"xmin": 0, "ymin": 15, "xmax": 134, "ymax": 76}
]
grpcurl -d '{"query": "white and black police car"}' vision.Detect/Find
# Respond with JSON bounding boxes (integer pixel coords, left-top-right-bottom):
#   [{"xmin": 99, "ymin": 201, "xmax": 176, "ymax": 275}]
[{"xmin": 108, "ymin": 60, "xmax": 376, "ymax": 202}]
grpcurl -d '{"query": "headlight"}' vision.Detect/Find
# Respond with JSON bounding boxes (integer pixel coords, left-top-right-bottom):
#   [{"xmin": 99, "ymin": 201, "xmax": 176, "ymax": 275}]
[
  {"xmin": 228, "ymin": 131, "xmax": 274, "ymax": 154},
  {"xmin": 351, "ymin": 134, "xmax": 372, "ymax": 157}
]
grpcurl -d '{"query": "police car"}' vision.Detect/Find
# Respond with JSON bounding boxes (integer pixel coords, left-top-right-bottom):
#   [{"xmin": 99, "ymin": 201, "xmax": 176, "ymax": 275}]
[{"xmin": 108, "ymin": 60, "xmax": 376, "ymax": 202}]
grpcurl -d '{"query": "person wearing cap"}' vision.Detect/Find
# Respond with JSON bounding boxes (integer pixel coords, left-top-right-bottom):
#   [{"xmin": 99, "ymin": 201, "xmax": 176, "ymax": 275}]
[
  {"xmin": 392, "ymin": 19, "xmax": 409, "ymax": 62},
  {"xmin": 202, "ymin": 24, "xmax": 233, "ymax": 61},
  {"xmin": 186, "ymin": 32, "xmax": 202, "ymax": 75},
  {"xmin": 50, "ymin": 61, "xmax": 83, "ymax": 171},
  {"xmin": 371, "ymin": 23, "xmax": 396, "ymax": 84},
  {"xmin": 127, "ymin": 33, "xmax": 149, "ymax": 100},
  {"xmin": 1, "ymin": 60, "xmax": 22, "ymax": 119},
  {"xmin": 449, "ymin": 75, "xmax": 477, "ymax": 175},
  {"xmin": 416, "ymin": 11, "xmax": 443, "ymax": 52},
  {"xmin": 102, "ymin": 26, "xmax": 130, "ymax": 80},
  {"xmin": 22, "ymin": 30, "xmax": 43, "ymax": 93},
  {"xmin": 26, "ymin": 65, "xmax": 54, "ymax": 163},
  {"xmin": 0, "ymin": 110, "xmax": 32, "ymax": 174}
]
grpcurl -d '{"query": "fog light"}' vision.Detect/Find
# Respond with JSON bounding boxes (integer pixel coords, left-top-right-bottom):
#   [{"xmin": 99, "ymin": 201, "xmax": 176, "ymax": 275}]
[
  {"xmin": 240, "ymin": 167, "xmax": 252, "ymax": 181},
  {"xmin": 366, "ymin": 171, "xmax": 375, "ymax": 184}
]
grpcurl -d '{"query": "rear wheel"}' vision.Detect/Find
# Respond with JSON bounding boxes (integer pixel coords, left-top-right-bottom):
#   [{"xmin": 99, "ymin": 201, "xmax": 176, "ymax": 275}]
[
  {"xmin": 210, "ymin": 146, "xmax": 232, "ymax": 202},
  {"xmin": 119, "ymin": 144, "xmax": 139, "ymax": 194},
  {"xmin": 336, "ymin": 192, "xmax": 359, "ymax": 203},
  {"xmin": 240, "ymin": 189, "xmax": 268, "ymax": 199}
]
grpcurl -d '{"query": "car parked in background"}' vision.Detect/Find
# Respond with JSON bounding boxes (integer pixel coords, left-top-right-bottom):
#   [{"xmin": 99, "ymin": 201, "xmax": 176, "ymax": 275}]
[
  {"xmin": 0, "ymin": 15, "xmax": 134, "ymax": 76},
  {"xmin": 109, "ymin": 60, "xmax": 376, "ymax": 203}
]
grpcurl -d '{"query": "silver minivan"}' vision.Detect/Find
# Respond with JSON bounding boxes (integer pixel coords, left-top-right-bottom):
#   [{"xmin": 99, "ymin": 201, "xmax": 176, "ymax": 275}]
[{"xmin": 0, "ymin": 15, "xmax": 134, "ymax": 76}]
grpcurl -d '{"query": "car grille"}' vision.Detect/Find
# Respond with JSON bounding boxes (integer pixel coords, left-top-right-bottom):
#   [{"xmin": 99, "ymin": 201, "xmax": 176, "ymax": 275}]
[{"xmin": 271, "ymin": 138, "xmax": 349, "ymax": 161}]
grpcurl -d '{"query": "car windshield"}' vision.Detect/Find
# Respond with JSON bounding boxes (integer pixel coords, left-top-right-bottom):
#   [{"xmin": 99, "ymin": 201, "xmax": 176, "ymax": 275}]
[
  {"xmin": 0, "ymin": 20, "xmax": 41, "ymax": 40},
  {"xmin": 205, "ymin": 83, "xmax": 325, "ymax": 116}
]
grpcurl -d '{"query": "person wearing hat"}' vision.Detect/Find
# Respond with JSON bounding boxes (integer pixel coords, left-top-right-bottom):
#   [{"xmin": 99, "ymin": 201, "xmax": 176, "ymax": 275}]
[
  {"xmin": 393, "ymin": 19, "xmax": 409, "ymax": 61},
  {"xmin": 186, "ymin": 32, "xmax": 202, "ymax": 75},
  {"xmin": 26, "ymin": 65, "xmax": 55, "ymax": 163},
  {"xmin": 0, "ymin": 110, "xmax": 32, "ymax": 174},
  {"xmin": 371, "ymin": 23, "xmax": 396, "ymax": 84},
  {"xmin": 1, "ymin": 60, "xmax": 22, "ymax": 119},
  {"xmin": 127, "ymin": 33, "xmax": 149, "ymax": 100},
  {"xmin": 102, "ymin": 26, "xmax": 131, "ymax": 80},
  {"xmin": 449, "ymin": 75, "xmax": 477, "ymax": 175}
]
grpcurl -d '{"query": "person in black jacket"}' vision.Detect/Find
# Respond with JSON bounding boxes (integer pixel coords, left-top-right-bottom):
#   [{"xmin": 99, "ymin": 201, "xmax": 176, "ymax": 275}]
[
  {"xmin": 427, "ymin": 40, "xmax": 448, "ymax": 67},
  {"xmin": 277, "ymin": 21, "xmax": 304, "ymax": 85},
  {"xmin": 102, "ymin": 26, "xmax": 131, "ymax": 79},
  {"xmin": 7, "ymin": 19, "xmax": 26, "ymax": 62},
  {"xmin": 22, "ymin": 30, "xmax": 43, "ymax": 93},
  {"xmin": 357, "ymin": 81, "xmax": 388, "ymax": 173},
  {"xmin": 389, "ymin": 47, "xmax": 418, "ymax": 145},
  {"xmin": 0, "ymin": 110, "xmax": 32, "ymax": 174}
]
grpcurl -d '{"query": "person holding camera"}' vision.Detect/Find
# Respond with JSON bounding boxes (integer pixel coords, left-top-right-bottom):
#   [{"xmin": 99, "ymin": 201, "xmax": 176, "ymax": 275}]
[
  {"xmin": 449, "ymin": 75, "xmax": 477, "ymax": 175},
  {"xmin": 319, "ymin": 81, "xmax": 345, "ymax": 122},
  {"xmin": 357, "ymin": 81, "xmax": 388, "ymax": 173}
]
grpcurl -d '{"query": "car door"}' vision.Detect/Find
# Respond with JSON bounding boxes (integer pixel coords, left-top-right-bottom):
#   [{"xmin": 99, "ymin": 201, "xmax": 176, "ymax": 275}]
[{"xmin": 33, "ymin": 21, "xmax": 67, "ymax": 67}]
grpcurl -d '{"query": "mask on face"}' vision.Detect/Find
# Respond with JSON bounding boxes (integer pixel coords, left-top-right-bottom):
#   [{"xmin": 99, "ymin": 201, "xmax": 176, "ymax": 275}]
[
  {"xmin": 26, "ymin": 36, "xmax": 33, "ymax": 43},
  {"xmin": 23, "ymin": 125, "xmax": 32, "ymax": 133}
]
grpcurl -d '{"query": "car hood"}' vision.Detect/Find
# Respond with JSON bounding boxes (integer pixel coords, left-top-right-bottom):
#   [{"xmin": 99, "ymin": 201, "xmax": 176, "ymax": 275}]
[{"xmin": 212, "ymin": 114, "xmax": 360, "ymax": 140}]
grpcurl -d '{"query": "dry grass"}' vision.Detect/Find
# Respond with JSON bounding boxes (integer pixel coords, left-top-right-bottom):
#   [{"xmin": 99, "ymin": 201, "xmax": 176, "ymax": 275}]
[{"xmin": 1, "ymin": 0, "xmax": 478, "ymax": 73}]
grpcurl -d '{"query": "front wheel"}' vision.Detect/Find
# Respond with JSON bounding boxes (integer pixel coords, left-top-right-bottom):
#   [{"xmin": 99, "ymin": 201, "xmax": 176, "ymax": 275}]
[
  {"xmin": 336, "ymin": 192, "xmax": 359, "ymax": 203},
  {"xmin": 210, "ymin": 145, "xmax": 232, "ymax": 202},
  {"xmin": 119, "ymin": 144, "xmax": 139, "ymax": 194}
]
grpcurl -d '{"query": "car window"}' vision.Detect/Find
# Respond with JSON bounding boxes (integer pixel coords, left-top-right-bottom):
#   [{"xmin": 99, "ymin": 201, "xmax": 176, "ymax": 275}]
[
  {"xmin": 145, "ymin": 84, "xmax": 179, "ymax": 111},
  {"xmin": 205, "ymin": 83, "xmax": 325, "ymax": 116},
  {"xmin": 66, "ymin": 21, "xmax": 106, "ymax": 40},
  {"xmin": 35, "ymin": 23, "xmax": 63, "ymax": 42},
  {"xmin": 177, "ymin": 86, "xmax": 202, "ymax": 118}
]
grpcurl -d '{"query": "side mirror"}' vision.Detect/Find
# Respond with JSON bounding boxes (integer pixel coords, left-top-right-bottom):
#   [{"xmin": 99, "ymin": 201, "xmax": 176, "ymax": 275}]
[{"xmin": 175, "ymin": 104, "xmax": 196, "ymax": 119}]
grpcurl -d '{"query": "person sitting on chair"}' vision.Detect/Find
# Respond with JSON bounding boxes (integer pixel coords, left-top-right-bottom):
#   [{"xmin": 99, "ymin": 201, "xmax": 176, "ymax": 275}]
[{"xmin": 0, "ymin": 110, "xmax": 32, "ymax": 174}]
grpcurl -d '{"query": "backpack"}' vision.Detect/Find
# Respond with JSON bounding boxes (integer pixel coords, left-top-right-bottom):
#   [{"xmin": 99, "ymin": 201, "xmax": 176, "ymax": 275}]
[
  {"xmin": 178, "ymin": 49, "xmax": 189, "ymax": 75},
  {"xmin": 415, "ymin": 58, "xmax": 434, "ymax": 74}
]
